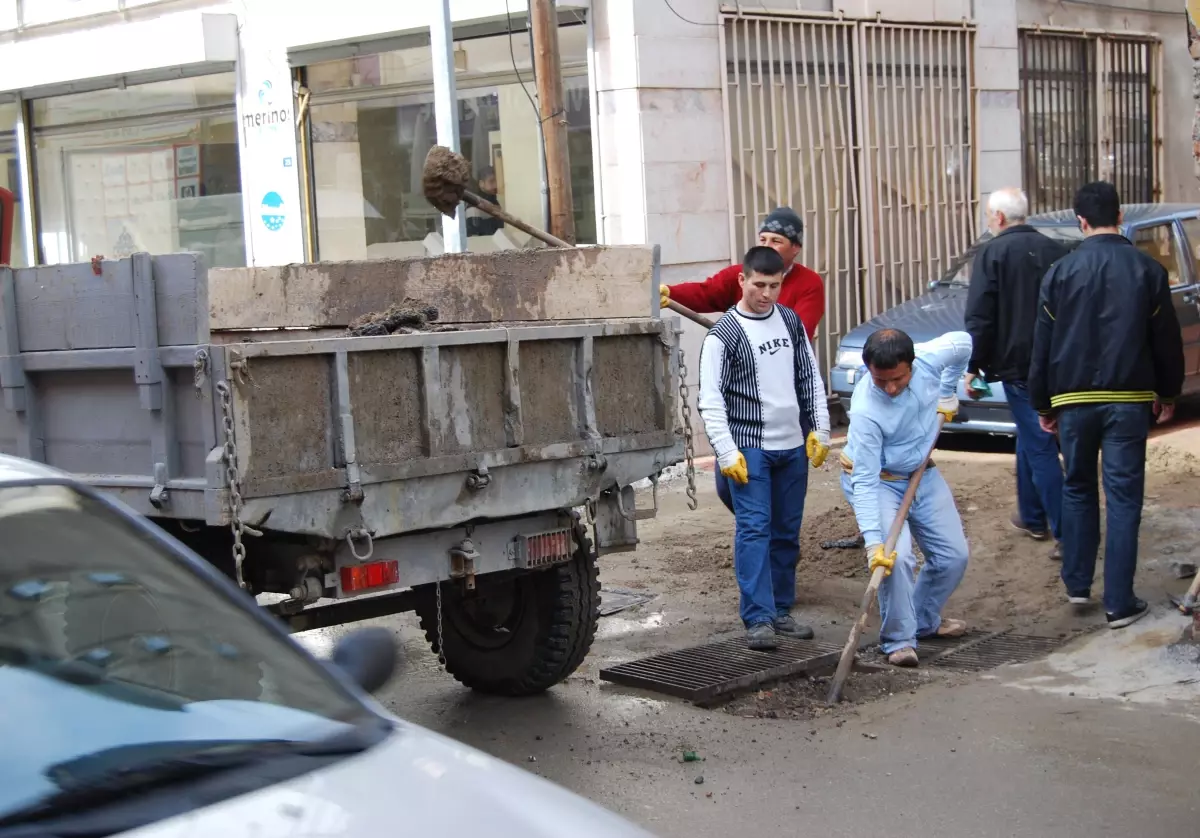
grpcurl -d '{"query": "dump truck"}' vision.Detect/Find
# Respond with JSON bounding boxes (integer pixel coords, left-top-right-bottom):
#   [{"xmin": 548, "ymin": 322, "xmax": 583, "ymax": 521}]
[{"xmin": 0, "ymin": 244, "xmax": 690, "ymax": 696}]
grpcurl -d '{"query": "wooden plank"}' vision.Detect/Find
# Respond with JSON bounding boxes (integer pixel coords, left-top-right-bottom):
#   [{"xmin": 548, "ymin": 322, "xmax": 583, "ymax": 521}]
[{"xmin": 207, "ymin": 246, "xmax": 657, "ymax": 330}]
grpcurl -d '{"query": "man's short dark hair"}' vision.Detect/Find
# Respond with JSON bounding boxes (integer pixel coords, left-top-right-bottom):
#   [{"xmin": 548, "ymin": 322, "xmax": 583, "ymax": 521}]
[
  {"xmin": 742, "ymin": 246, "xmax": 786, "ymax": 277},
  {"xmin": 1074, "ymin": 181, "xmax": 1121, "ymax": 229},
  {"xmin": 863, "ymin": 328, "xmax": 916, "ymax": 370}
]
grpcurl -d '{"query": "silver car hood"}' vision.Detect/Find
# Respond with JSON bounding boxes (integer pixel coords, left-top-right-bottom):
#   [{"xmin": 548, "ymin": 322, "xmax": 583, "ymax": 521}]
[{"xmin": 122, "ymin": 720, "xmax": 654, "ymax": 838}]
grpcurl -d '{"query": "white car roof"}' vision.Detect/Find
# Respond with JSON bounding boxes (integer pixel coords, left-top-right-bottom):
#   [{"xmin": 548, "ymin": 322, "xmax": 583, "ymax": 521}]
[{"xmin": 0, "ymin": 454, "xmax": 72, "ymax": 484}]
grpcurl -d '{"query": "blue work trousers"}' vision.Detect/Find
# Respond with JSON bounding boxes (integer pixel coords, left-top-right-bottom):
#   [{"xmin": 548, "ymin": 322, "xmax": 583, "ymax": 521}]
[{"xmin": 727, "ymin": 447, "xmax": 809, "ymax": 628}]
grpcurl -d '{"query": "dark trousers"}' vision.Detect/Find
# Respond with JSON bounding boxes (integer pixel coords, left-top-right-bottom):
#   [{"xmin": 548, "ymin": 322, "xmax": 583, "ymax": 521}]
[
  {"xmin": 1005, "ymin": 381, "xmax": 1065, "ymax": 540},
  {"xmin": 1057, "ymin": 403, "xmax": 1152, "ymax": 614}
]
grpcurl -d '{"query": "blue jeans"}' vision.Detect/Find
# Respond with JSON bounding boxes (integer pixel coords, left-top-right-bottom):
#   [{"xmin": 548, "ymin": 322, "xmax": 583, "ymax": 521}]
[
  {"xmin": 1005, "ymin": 381, "xmax": 1064, "ymax": 540},
  {"xmin": 1057, "ymin": 403, "xmax": 1151, "ymax": 614},
  {"xmin": 840, "ymin": 470, "xmax": 970, "ymax": 655},
  {"xmin": 728, "ymin": 447, "xmax": 809, "ymax": 627}
]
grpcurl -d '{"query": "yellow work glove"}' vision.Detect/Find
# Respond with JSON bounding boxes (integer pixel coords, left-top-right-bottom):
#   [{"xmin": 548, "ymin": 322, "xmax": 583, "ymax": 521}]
[
  {"xmin": 806, "ymin": 430, "xmax": 831, "ymax": 468},
  {"xmin": 937, "ymin": 394, "xmax": 959, "ymax": 423},
  {"xmin": 659, "ymin": 284, "xmax": 671, "ymax": 308},
  {"xmin": 866, "ymin": 543, "xmax": 897, "ymax": 578},
  {"xmin": 718, "ymin": 451, "xmax": 749, "ymax": 485}
]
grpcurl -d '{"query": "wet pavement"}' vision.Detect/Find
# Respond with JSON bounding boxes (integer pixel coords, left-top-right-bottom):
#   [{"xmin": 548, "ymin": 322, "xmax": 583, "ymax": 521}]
[{"xmin": 289, "ymin": 429, "xmax": 1200, "ymax": 837}]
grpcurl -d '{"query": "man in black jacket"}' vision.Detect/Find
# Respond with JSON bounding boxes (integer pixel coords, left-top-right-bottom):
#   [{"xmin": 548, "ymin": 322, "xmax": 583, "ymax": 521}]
[
  {"xmin": 965, "ymin": 188, "xmax": 1069, "ymax": 558},
  {"xmin": 1029, "ymin": 182, "xmax": 1185, "ymax": 629}
]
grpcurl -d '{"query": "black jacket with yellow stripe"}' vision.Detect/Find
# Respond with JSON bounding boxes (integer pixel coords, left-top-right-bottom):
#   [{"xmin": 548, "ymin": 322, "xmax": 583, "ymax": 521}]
[{"xmin": 1028, "ymin": 233, "xmax": 1185, "ymax": 414}]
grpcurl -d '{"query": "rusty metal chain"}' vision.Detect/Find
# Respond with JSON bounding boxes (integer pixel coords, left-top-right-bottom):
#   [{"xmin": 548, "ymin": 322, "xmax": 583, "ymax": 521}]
[
  {"xmin": 216, "ymin": 379, "xmax": 261, "ymax": 590},
  {"xmin": 677, "ymin": 345, "xmax": 698, "ymax": 511},
  {"xmin": 435, "ymin": 579, "xmax": 447, "ymax": 670}
]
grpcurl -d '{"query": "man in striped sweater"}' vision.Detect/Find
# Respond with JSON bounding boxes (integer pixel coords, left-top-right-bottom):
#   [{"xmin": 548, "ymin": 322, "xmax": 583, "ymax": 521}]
[{"xmin": 698, "ymin": 246, "xmax": 832, "ymax": 651}]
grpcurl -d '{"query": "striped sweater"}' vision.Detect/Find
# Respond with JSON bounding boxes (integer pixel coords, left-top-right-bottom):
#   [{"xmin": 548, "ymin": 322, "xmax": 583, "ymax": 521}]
[{"xmin": 697, "ymin": 304, "xmax": 829, "ymax": 463}]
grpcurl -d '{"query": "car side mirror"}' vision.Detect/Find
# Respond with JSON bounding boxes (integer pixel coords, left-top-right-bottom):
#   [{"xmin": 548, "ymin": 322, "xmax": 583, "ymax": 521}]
[{"xmin": 331, "ymin": 627, "xmax": 399, "ymax": 693}]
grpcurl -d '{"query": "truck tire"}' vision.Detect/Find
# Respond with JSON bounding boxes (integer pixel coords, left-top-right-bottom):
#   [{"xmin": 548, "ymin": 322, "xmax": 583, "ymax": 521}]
[
  {"xmin": 414, "ymin": 519, "xmax": 600, "ymax": 696},
  {"xmin": 63, "ymin": 579, "xmax": 265, "ymax": 701}
]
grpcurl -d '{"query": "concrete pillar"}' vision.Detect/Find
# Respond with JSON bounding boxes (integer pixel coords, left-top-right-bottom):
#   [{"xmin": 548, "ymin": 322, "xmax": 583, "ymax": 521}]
[
  {"xmin": 593, "ymin": 0, "xmax": 729, "ymax": 455},
  {"xmin": 974, "ymin": 0, "xmax": 1023, "ymax": 222}
]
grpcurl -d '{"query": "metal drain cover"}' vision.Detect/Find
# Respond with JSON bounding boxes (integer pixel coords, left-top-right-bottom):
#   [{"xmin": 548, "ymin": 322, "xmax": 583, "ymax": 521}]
[
  {"xmin": 600, "ymin": 637, "xmax": 844, "ymax": 703},
  {"xmin": 926, "ymin": 630, "xmax": 1067, "ymax": 671}
]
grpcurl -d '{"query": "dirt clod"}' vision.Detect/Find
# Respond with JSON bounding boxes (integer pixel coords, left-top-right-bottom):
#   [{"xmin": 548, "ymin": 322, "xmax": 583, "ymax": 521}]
[
  {"xmin": 423, "ymin": 145, "xmax": 471, "ymax": 216},
  {"xmin": 347, "ymin": 299, "xmax": 455, "ymax": 337}
]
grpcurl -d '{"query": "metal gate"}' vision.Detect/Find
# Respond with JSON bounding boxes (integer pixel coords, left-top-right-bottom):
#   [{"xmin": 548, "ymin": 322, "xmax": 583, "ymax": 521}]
[
  {"xmin": 1019, "ymin": 28, "xmax": 1162, "ymax": 214},
  {"xmin": 721, "ymin": 13, "xmax": 976, "ymax": 377}
]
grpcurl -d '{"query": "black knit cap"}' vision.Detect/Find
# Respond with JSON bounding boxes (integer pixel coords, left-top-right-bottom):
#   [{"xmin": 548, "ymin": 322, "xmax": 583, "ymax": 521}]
[{"xmin": 759, "ymin": 207, "xmax": 804, "ymax": 245}]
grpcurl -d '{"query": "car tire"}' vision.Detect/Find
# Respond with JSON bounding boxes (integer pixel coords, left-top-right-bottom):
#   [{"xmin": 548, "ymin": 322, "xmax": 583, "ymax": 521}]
[{"xmin": 414, "ymin": 517, "xmax": 600, "ymax": 696}]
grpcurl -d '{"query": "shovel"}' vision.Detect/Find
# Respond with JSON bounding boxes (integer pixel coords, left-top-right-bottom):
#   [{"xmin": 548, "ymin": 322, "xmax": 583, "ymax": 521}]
[
  {"xmin": 421, "ymin": 145, "xmax": 714, "ymax": 329},
  {"xmin": 826, "ymin": 414, "xmax": 947, "ymax": 705}
]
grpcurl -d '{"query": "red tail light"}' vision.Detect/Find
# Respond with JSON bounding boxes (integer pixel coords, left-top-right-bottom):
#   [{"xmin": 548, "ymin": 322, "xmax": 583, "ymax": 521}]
[{"xmin": 340, "ymin": 560, "xmax": 399, "ymax": 593}]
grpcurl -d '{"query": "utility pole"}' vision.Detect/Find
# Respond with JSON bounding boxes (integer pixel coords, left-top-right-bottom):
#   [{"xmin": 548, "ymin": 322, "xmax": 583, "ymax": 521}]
[
  {"xmin": 431, "ymin": 0, "xmax": 467, "ymax": 253},
  {"xmin": 1189, "ymin": 1, "xmax": 1200, "ymax": 183},
  {"xmin": 529, "ymin": 0, "xmax": 576, "ymax": 244}
]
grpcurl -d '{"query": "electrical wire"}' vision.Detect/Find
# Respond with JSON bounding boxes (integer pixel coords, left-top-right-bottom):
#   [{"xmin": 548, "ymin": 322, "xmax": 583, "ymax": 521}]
[
  {"xmin": 1055, "ymin": 0, "xmax": 1183, "ymax": 14},
  {"xmin": 662, "ymin": 0, "xmax": 721, "ymax": 27},
  {"xmin": 505, "ymin": 0, "xmax": 541, "ymax": 120}
]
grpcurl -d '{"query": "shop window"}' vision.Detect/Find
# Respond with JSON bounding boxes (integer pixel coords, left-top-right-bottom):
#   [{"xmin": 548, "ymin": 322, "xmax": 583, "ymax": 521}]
[
  {"xmin": 305, "ymin": 27, "xmax": 595, "ymax": 261},
  {"xmin": 0, "ymin": 101, "xmax": 28, "ymax": 268},
  {"xmin": 31, "ymin": 74, "xmax": 245, "ymax": 268}
]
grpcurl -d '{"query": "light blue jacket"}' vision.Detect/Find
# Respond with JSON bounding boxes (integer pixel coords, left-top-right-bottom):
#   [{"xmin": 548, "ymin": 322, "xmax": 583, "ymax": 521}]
[{"xmin": 843, "ymin": 331, "xmax": 973, "ymax": 546}]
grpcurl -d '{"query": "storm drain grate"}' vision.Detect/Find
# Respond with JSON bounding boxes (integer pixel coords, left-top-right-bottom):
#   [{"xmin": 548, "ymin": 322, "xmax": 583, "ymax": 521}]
[
  {"xmin": 924, "ymin": 630, "xmax": 1069, "ymax": 672},
  {"xmin": 599, "ymin": 637, "xmax": 845, "ymax": 703}
]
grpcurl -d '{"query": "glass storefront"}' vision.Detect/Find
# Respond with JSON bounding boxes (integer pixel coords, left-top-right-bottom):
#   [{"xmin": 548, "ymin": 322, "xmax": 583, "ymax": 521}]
[
  {"xmin": 30, "ymin": 75, "xmax": 246, "ymax": 268},
  {"xmin": 0, "ymin": 101, "xmax": 28, "ymax": 267},
  {"xmin": 305, "ymin": 25, "xmax": 595, "ymax": 261}
]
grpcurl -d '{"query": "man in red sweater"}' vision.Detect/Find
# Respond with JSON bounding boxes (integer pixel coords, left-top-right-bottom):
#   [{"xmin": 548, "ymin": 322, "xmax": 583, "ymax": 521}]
[
  {"xmin": 660, "ymin": 207, "xmax": 825, "ymax": 342},
  {"xmin": 663, "ymin": 207, "xmax": 826, "ymax": 513}
]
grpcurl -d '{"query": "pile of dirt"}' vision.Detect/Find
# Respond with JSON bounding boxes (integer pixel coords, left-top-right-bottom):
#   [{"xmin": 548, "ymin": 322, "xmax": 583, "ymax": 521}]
[
  {"xmin": 798, "ymin": 504, "xmax": 865, "ymax": 582},
  {"xmin": 347, "ymin": 299, "xmax": 459, "ymax": 337},
  {"xmin": 721, "ymin": 667, "xmax": 941, "ymax": 721},
  {"xmin": 422, "ymin": 145, "xmax": 469, "ymax": 216}
]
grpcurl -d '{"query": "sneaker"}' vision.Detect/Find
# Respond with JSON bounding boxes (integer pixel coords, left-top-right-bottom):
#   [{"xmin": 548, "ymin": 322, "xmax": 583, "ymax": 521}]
[
  {"xmin": 1107, "ymin": 598, "xmax": 1149, "ymax": 629},
  {"xmin": 1050, "ymin": 542, "xmax": 1062, "ymax": 561},
  {"xmin": 887, "ymin": 647, "xmax": 919, "ymax": 667},
  {"xmin": 1010, "ymin": 513, "xmax": 1050, "ymax": 541},
  {"xmin": 746, "ymin": 622, "xmax": 779, "ymax": 651},
  {"xmin": 774, "ymin": 614, "xmax": 815, "ymax": 639},
  {"xmin": 1066, "ymin": 590, "xmax": 1092, "ymax": 605}
]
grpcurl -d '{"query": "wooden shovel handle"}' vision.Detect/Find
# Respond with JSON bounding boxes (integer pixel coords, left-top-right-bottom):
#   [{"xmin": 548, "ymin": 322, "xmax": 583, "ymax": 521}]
[{"xmin": 825, "ymin": 414, "xmax": 947, "ymax": 705}]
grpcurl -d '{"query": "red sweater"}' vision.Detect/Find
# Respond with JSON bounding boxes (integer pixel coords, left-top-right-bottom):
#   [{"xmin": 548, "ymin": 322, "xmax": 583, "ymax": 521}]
[{"xmin": 669, "ymin": 263, "xmax": 825, "ymax": 341}]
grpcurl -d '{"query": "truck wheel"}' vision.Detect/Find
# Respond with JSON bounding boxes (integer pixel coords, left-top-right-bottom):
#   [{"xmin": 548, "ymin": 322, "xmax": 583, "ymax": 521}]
[
  {"xmin": 415, "ymin": 519, "xmax": 600, "ymax": 696},
  {"xmin": 63, "ymin": 578, "xmax": 265, "ymax": 701}
]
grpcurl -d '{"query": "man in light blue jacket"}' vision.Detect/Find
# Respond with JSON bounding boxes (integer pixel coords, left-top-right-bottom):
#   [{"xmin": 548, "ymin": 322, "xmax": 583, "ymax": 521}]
[{"xmin": 839, "ymin": 328, "xmax": 973, "ymax": 667}]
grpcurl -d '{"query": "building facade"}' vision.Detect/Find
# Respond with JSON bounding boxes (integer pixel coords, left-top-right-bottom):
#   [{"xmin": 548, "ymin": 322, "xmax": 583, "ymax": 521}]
[{"xmin": 0, "ymin": 0, "xmax": 1188, "ymax": 451}]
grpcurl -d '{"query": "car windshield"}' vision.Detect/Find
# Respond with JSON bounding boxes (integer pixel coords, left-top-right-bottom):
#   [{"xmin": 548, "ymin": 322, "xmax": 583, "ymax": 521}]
[
  {"xmin": 0, "ymin": 482, "xmax": 379, "ymax": 821},
  {"xmin": 936, "ymin": 224, "xmax": 1084, "ymax": 287}
]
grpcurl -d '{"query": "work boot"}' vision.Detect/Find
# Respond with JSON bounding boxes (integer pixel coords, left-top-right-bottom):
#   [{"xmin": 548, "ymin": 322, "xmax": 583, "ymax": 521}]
[
  {"xmin": 1107, "ymin": 598, "xmax": 1149, "ymax": 630},
  {"xmin": 746, "ymin": 622, "xmax": 779, "ymax": 651},
  {"xmin": 887, "ymin": 647, "xmax": 919, "ymax": 667},
  {"xmin": 1010, "ymin": 512, "xmax": 1050, "ymax": 541},
  {"xmin": 774, "ymin": 614, "xmax": 815, "ymax": 639}
]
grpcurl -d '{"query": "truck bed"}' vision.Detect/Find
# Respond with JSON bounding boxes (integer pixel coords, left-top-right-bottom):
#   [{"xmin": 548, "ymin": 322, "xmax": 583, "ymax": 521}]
[{"xmin": 0, "ymin": 247, "xmax": 682, "ymax": 540}]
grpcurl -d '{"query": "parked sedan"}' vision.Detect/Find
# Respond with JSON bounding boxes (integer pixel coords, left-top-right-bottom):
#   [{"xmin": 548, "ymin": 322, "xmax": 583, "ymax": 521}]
[
  {"xmin": 0, "ymin": 455, "xmax": 651, "ymax": 838},
  {"xmin": 829, "ymin": 204, "xmax": 1200, "ymax": 435}
]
